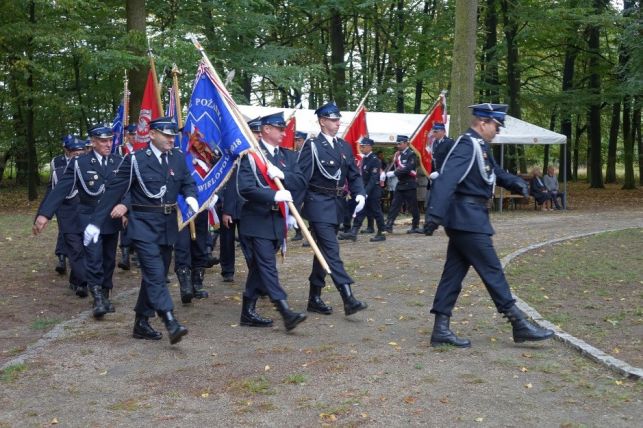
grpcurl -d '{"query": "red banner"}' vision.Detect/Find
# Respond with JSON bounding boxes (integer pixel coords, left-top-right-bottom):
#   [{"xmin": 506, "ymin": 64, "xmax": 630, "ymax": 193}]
[
  {"xmin": 134, "ymin": 69, "xmax": 163, "ymax": 146},
  {"xmin": 409, "ymin": 101, "xmax": 445, "ymax": 176},
  {"xmin": 342, "ymin": 104, "xmax": 368, "ymax": 159},
  {"xmin": 281, "ymin": 115, "xmax": 296, "ymax": 150}
]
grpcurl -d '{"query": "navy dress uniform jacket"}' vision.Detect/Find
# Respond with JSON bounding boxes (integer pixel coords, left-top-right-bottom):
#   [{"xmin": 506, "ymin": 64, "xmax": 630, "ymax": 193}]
[
  {"xmin": 297, "ymin": 134, "xmax": 365, "ymax": 225},
  {"xmin": 427, "ymin": 129, "xmax": 525, "ymax": 235},
  {"xmin": 91, "ymin": 147, "xmax": 196, "ymax": 245},
  {"xmin": 222, "ymin": 166, "xmax": 244, "ymax": 221},
  {"xmin": 393, "ymin": 148, "xmax": 418, "ymax": 191},
  {"xmin": 360, "ymin": 152, "xmax": 382, "ymax": 199},
  {"xmin": 237, "ymin": 142, "xmax": 306, "ymax": 241},
  {"xmin": 37, "ymin": 155, "xmax": 80, "ymax": 233},
  {"xmin": 39, "ymin": 151, "xmax": 122, "ymax": 234}
]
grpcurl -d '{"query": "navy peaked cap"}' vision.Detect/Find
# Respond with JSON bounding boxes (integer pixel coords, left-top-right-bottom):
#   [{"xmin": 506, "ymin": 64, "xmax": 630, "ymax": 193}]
[
  {"xmin": 469, "ymin": 103, "xmax": 508, "ymax": 126},
  {"xmin": 247, "ymin": 117, "xmax": 262, "ymax": 132},
  {"xmin": 88, "ymin": 124, "xmax": 113, "ymax": 138},
  {"xmin": 432, "ymin": 122, "xmax": 446, "ymax": 131},
  {"xmin": 260, "ymin": 112, "xmax": 286, "ymax": 128},
  {"xmin": 295, "ymin": 131, "xmax": 307, "ymax": 140},
  {"xmin": 396, "ymin": 135, "xmax": 409, "ymax": 143},
  {"xmin": 61, "ymin": 134, "xmax": 75, "ymax": 146},
  {"xmin": 150, "ymin": 117, "xmax": 179, "ymax": 135},
  {"xmin": 315, "ymin": 102, "xmax": 341, "ymax": 119},
  {"xmin": 65, "ymin": 137, "xmax": 86, "ymax": 151},
  {"xmin": 360, "ymin": 137, "xmax": 374, "ymax": 146},
  {"xmin": 126, "ymin": 124, "xmax": 137, "ymax": 134}
]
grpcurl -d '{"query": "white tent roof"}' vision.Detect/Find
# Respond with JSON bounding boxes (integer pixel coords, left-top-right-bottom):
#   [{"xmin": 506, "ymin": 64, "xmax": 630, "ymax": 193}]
[{"xmin": 237, "ymin": 105, "xmax": 566, "ymax": 145}]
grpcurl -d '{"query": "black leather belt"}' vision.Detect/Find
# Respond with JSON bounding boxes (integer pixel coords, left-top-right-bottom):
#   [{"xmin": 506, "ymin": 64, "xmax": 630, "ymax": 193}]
[
  {"xmin": 454, "ymin": 194, "xmax": 489, "ymax": 205},
  {"xmin": 309, "ymin": 184, "xmax": 344, "ymax": 197},
  {"xmin": 132, "ymin": 204, "xmax": 177, "ymax": 214}
]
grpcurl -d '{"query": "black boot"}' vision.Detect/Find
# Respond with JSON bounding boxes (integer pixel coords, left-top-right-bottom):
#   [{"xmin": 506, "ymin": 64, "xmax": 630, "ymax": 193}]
[
  {"xmin": 337, "ymin": 227, "xmax": 358, "ymax": 242},
  {"xmin": 307, "ymin": 285, "xmax": 333, "ymax": 315},
  {"xmin": 75, "ymin": 283, "xmax": 88, "ymax": 298},
  {"xmin": 338, "ymin": 284, "xmax": 368, "ymax": 316},
  {"xmin": 291, "ymin": 228, "xmax": 303, "ymax": 241},
  {"xmin": 191, "ymin": 267, "xmax": 209, "ymax": 299},
  {"xmin": 118, "ymin": 247, "xmax": 130, "ymax": 270},
  {"xmin": 55, "ymin": 254, "xmax": 67, "ymax": 275},
  {"xmin": 430, "ymin": 314, "xmax": 471, "ymax": 348},
  {"xmin": 240, "ymin": 296, "xmax": 273, "ymax": 327},
  {"xmin": 383, "ymin": 220, "xmax": 394, "ymax": 233},
  {"xmin": 369, "ymin": 231, "xmax": 386, "ymax": 242},
  {"xmin": 361, "ymin": 218, "xmax": 374, "ymax": 234},
  {"xmin": 406, "ymin": 224, "xmax": 423, "ymax": 234},
  {"xmin": 102, "ymin": 288, "xmax": 115, "ymax": 313},
  {"xmin": 205, "ymin": 246, "xmax": 219, "ymax": 268},
  {"xmin": 503, "ymin": 305, "xmax": 554, "ymax": 343},
  {"xmin": 159, "ymin": 311, "xmax": 188, "ymax": 344},
  {"xmin": 132, "ymin": 315, "xmax": 162, "ymax": 340},
  {"xmin": 176, "ymin": 266, "xmax": 193, "ymax": 304},
  {"xmin": 273, "ymin": 300, "xmax": 306, "ymax": 331},
  {"xmin": 89, "ymin": 285, "xmax": 107, "ymax": 319}
]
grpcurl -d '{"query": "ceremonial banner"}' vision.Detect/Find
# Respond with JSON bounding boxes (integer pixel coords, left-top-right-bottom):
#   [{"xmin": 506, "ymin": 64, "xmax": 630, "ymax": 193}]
[
  {"xmin": 176, "ymin": 61, "xmax": 253, "ymax": 230},
  {"xmin": 409, "ymin": 97, "xmax": 445, "ymax": 175},
  {"xmin": 134, "ymin": 69, "xmax": 162, "ymax": 145},
  {"xmin": 281, "ymin": 115, "xmax": 296, "ymax": 150},
  {"xmin": 110, "ymin": 103, "xmax": 124, "ymax": 154},
  {"xmin": 341, "ymin": 103, "xmax": 368, "ymax": 159},
  {"xmin": 165, "ymin": 87, "xmax": 181, "ymax": 148}
]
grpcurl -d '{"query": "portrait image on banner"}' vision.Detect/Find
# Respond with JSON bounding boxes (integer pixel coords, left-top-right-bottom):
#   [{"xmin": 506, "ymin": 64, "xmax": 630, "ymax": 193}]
[{"xmin": 176, "ymin": 61, "xmax": 253, "ymax": 229}]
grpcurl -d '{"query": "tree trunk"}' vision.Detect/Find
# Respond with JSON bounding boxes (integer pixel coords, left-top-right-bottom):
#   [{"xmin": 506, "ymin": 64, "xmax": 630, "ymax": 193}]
[
  {"xmin": 636, "ymin": 100, "xmax": 642, "ymax": 186},
  {"xmin": 621, "ymin": 95, "xmax": 635, "ymax": 189},
  {"xmin": 482, "ymin": 0, "xmax": 499, "ymax": 102},
  {"xmin": 560, "ymin": 43, "xmax": 577, "ymax": 183},
  {"xmin": 449, "ymin": 0, "xmax": 478, "ymax": 136},
  {"xmin": 413, "ymin": 1, "xmax": 432, "ymax": 113},
  {"xmin": 126, "ymin": 0, "xmax": 147, "ymax": 125},
  {"xmin": 26, "ymin": 0, "xmax": 38, "ymax": 200},
  {"xmin": 605, "ymin": 102, "xmax": 620, "ymax": 183},
  {"xmin": 586, "ymin": 0, "xmax": 606, "ymax": 188},
  {"xmin": 329, "ymin": 8, "xmax": 347, "ymax": 109},
  {"xmin": 394, "ymin": 0, "xmax": 406, "ymax": 113}
]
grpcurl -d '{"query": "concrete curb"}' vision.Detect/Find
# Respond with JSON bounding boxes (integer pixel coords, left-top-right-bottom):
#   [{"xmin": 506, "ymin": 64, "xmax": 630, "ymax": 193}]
[
  {"xmin": 1, "ymin": 287, "xmax": 139, "ymax": 371},
  {"xmin": 501, "ymin": 227, "xmax": 643, "ymax": 380}
]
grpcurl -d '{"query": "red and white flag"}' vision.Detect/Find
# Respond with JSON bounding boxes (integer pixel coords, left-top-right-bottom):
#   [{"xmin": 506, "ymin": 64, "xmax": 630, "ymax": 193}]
[
  {"xmin": 341, "ymin": 104, "xmax": 368, "ymax": 160},
  {"xmin": 134, "ymin": 69, "xmax": 163, "ymax": 146},
  {"xmin": 409, "ymin": 95, "xmax": 446, "ymax": 175},
  {"xmin": 281, "ymin": 115, "xmax": 296, "ymax": 150}
]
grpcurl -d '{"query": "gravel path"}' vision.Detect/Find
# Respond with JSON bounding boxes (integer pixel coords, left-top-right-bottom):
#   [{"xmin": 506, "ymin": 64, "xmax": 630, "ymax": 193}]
[{"xmin": 2, "ymin": 208, "xmax": 642, "ymax": 427}]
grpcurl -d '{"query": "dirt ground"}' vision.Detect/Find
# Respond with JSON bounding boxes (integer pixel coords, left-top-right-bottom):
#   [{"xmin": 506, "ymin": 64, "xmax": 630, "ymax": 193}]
[{"xmin": 1, "ymin": 182, "xmax": 642, "ymax": 426}]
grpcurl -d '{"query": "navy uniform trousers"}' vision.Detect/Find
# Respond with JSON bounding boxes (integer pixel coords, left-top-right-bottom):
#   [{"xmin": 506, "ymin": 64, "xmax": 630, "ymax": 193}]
[
  {"xmin": 308, "ymin": 221, "xmax": 354, "ymax": 287},
  {"xmin": 387, "ymin": 188, "xmax": 419, "ymax": 226},
  {"xmin": 174, "ymin": 209, "xmax": 209, "ymax": 271}
]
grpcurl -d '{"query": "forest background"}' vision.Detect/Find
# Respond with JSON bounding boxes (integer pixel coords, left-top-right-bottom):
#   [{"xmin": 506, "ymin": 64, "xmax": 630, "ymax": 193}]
[{"xmin": 0, "ymin": 0, "xmax": 640, "ymax": 201}]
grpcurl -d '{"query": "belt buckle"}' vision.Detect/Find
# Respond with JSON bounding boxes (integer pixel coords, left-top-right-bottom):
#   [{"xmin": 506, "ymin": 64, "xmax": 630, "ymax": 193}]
[
  {"xmin": 163, "ymin": 205, "xmax": 173, "ymax": 215},
  {"xmin": 271, "ymin": 204, "xmax": 280, "ymax": 212},
  {"xmin": 336, "ymin": 189, "xmax": 343, "ymax": 197}
]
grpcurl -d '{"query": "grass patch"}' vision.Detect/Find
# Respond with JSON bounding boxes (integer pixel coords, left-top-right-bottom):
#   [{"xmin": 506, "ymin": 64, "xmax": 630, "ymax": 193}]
[
  {"xmin": 30, "ymin": 318, "xmax": 60, "ymax": 331},
  {"xmin": 229, "ymin": 376, "xmax": 274, "ymax": 396},
  {"xmin": 283, "ymin": 374, "xmax": 307, "ymax": 385},
  {"xmin": 0, "ymin": 363, "xmax": 27, "ymax": 382},
  {"xmin": 107, "ymin": 398, "xmax": 141, "ymax": 411}
]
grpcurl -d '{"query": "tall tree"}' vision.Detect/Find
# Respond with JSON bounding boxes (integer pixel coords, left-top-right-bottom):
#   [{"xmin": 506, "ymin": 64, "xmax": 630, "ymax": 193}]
[
  {"xmin": 449, "ymin": 0, "xmax": 478, "ymax": 136},
  {"xmin": 126, "ymin": 0, "xmax": 147, "ymax": 124},
  {"xmin": 329, "ymin": 6, "xmax": 347, "ymax": 108}
]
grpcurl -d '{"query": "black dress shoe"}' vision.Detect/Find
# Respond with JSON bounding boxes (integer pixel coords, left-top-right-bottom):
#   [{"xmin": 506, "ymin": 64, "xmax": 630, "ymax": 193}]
[
  {"xmin": 359, "ymin": 228, "xmax": 375, "ymax": 234},
  {"xmin": 369, "ymin": 233, "xmax": 386, "ymax": 242},
  {"xmin": 406, "ymin": 227, "xmax": 423, "ymax": 234},
  {"xmin": 307, "ymin": 286, "xmax": 332, "ymax": 315},
  {"xmin": 55, "ymin": 255, "xmax": 67, "ymax": 275},
  {"xmin": 222, "ymin": 274, "xmax": 234, "ymax": 283},
  {"xmin": 132, "ymin": 316, "xmax": 162, "ymax": 340}
]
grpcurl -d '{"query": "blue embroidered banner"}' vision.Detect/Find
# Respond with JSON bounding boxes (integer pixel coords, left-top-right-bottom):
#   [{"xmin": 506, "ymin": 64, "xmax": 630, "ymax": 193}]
[
  {"xmin": 111, "ymin": 103, "xmax": 124, "ymax": 154},
  {"xmin": 176, "ymin": 61, "xmax": 253, "ymax": 230}
]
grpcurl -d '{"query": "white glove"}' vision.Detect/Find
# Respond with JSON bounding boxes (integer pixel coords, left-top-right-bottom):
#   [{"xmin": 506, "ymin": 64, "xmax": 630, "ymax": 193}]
[
  {"xmin": 83, "ymin": 224, "xmax": 100, "ymax": 246},
  {"xmin": 207, "ymin": 194, "xmax": 219, "ymax": 209},
  {"xmin": 267, "ymin": 164, "xmax": 285, "ymax": 180},
  {"xmin": 186, "ymin": 196, "xmax": 199, "ymax": 213},
  {"xmin": 379, "ymin": 172, "xmax": 386, "ymax": 182},
  {"xmin": 386, "ymin": 171, "xmax": 395, "ymax": 178},
  {"xmin": 274, "ymin": 190, "xmax": 293, "ymax": 202},
  {"xmin": 429, "ymin": 171, "xmax": 440, "ymax": 180},
  {"xmin": 286, "ymin": 215, "xmax": 297, "ymax": 230},
  {"xmin": 353, "ymin": 194, "xmax": 366, "ymax": 215}
]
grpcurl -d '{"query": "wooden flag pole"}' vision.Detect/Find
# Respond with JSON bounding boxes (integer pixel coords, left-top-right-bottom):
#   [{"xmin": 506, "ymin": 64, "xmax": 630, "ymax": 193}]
[
  {"xmin": 123, "ymin": 70, "xmax": 129, "ymax": 127},
  {"xmin": 340, "ymin": 89, "xmax": 370, "ymax": 140},
  {"xmin": 147, "ymin": 38, "xmax": 164, "ymax": 115},
  {"xmin": 171, "ymin": 65, "xmax": 197, "ymax": 241},
  {"xmin": 189, "ymin": 36, "xmax": 332, "ymax": 275}
]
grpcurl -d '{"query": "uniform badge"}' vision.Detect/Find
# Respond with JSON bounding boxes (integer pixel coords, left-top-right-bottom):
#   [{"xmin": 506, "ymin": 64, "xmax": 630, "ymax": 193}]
[
  {"xmin": 329, "ymin": 160, "xmax": 335, "ymax": 166},
  {"xmin": 90, "ymin": 158, "xmax": 96, "ymax": 164},
  {"xmin": 146, "ymin": 149, "xmax": 152, "ymax": 156},
  {"xmin": 169, "ymin": 169, "xmax": 174, "ymax": 176},
  {"xmin": 109, "ymin": 158, "xmax": 114, "ymax": 164},
  {"xmin": 89, "ymin": 181, "xmax": 94, "ymax": 186},
  {"xmin": 93, "ymin": 175, "xmax": 98, "ymax": 180},
  {"xmin": 482, "ymin": 152, "xmax": 488, "ymax": 159}
]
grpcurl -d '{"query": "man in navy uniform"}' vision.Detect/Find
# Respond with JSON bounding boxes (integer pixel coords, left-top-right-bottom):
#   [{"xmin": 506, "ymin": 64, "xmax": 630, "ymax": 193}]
[
  {"xmin": 236, "ymin": 112, "xmax": 307, "ymax": 331},
  {"xmin": 37, "ymin": 135, "xmax": 87, "ymax": 294},
  {"xmin": 297, "ymin": 102, "xmax": 368, "ymax": 316},
  {"xmin": 34, "ymin": 125, "xmax": 126, "ymax": 317},
  {"xmin": 84, "ymin": 117, "xmax": 198, "ymax": 344},
  {"xmin": 52, "ymin": 135, "xmax": 76, "ymax": 276},
  {"xmin": 424, "ymin": 103, "xmax": 554, "ymax": 347},
  {"xmin": 424, "ymin": 122, "xmax": 454, "ymax": 235},
  {"xmin": 337, "ymin": 137, "xmax": 386, "ymax": 242},
  {"xmin": 290, "ymin": 131, "xmax": 308, "ymax": 241},
  {"xmin": 384, "ymin": 135, "xmax": 422, "ymax": 234}
]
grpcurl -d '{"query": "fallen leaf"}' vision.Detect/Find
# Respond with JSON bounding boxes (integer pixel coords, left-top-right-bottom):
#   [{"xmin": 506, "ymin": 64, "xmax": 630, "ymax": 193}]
[
  {"xmin": 319, "ymin": 413, "xmax": 337, "ymax": 422},
  {"xmin": 520, "ymin": 367, "xmax": 528, "ymax": 373},
  {"xmin": 403, "ymin": 396, "xmax": 416, "ymax": 404},
  {"xmin": 615, "ymin": 380, "xmax": 623, "ymax": 385},
  {"xmin": 439, "ymin": 396, "xmax": 449, "ymax": 404},
  {"xmin": 99, "ymin": 370, "xmax": 107, "ymax": 376},
  {"xmin": 475, "ymin": 417, "xmax": 484, "ymax": 422},
  {"xmin": 51, "ymin": 418, "xmax": 59, "ymax": 425},
  {"xmin": 522, "ymin": 353, "xmax": 532, "ymax": 358},
  {"xmin": 388, "ymin": 342, "xmax": 398, "ymax": 346},
  {"xmin": 524, "ymin": 383, "xmax": 533, "ymax": 389},
  {"xmin": 201, "ymin": 392, "xmax": 209, "ymax": 398},
  {"xmin": 264, "ymin": 365, "xmax": 270, "ymax": 371}
]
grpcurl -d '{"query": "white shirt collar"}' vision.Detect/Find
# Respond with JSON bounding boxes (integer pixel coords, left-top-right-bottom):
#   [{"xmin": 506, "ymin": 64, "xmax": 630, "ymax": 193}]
[
  {"xmin": 261, "ymin": 140, "xmax": 279, "ymax": 156},
  {"xmin": 321, "ymin": 132, "xmax": 336, "ymax": 147},
  {"xmin": 93, "ymin": 150, "xmax": 104, "ymax": 164},
  {"xmin": 149, "ymin": 143, "xmax": 164, "ymax": 164}
]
